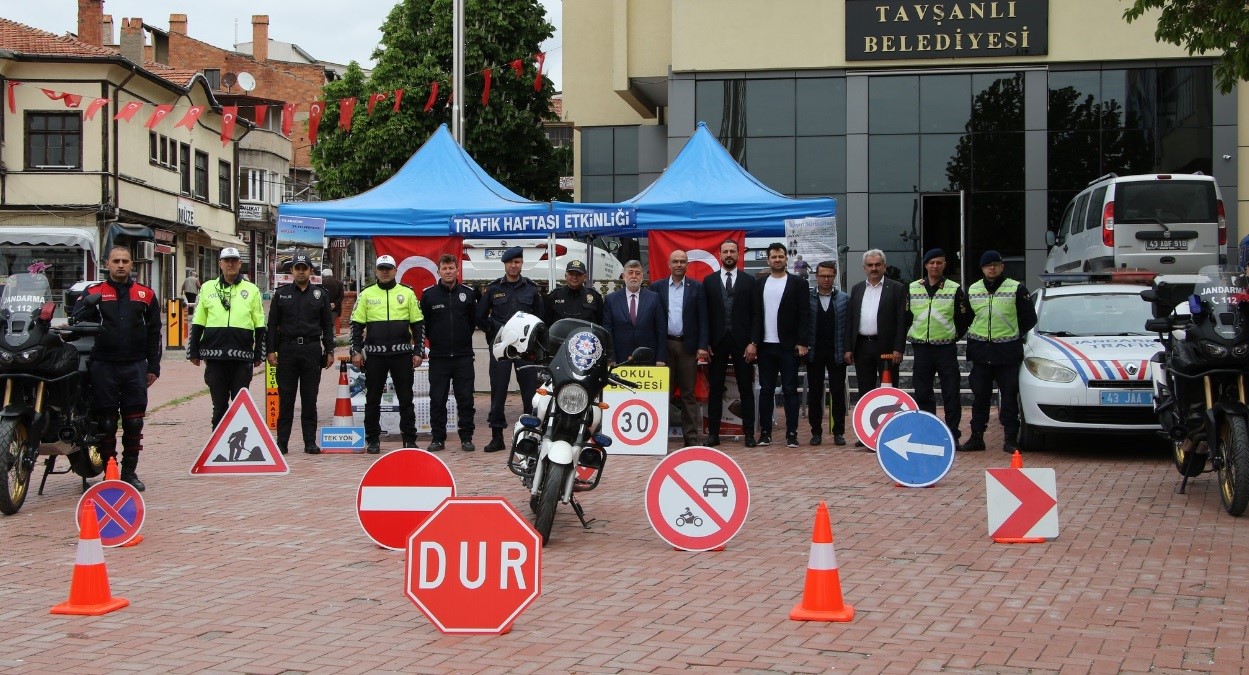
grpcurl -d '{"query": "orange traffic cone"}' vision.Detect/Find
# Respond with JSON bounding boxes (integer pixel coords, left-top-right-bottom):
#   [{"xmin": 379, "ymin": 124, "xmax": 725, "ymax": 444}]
[
  {"xmin": 1010, "ymin": 449, "xmax": 1023, "ymax": 469},
  {"xmin": 789, "ymin": 501, "xmax": 853, "ymax": 622},
  {"xmin": 880, "ymin": 356, "xmax": 894, "ymax": 388},
  {"xmin": 333, "ymin": 358, "xmax": 353, "ymax": 427},
  {"xmin": 50, "ymin": 499, "xmax": 129, "ymax": 616},
  {"xmin": 105, "ymin": 457, "xmax": 119, "ymax": 481}
]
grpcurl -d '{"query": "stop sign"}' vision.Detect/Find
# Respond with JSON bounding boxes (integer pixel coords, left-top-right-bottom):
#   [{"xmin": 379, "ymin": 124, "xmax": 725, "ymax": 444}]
[{"xmin": 404, "ymin": 497, "xmax": 542, "ymax": 634}]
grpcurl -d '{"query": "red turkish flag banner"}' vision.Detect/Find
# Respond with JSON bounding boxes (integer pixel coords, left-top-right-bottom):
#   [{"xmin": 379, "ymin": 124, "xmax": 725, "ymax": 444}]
[
  {"xmin": 533, "ymin": 52, "xmax": 546, "ymax": 91},
  {"xmin": 509, "ymin": 58, "xmax": 524, "ymax": 78},
  {"xmin": 423, "ymin": 83, "xmax": 439, "ymax": 113},
  {"xmin": 393, "ymin": 88, "xmax": 404, "ymax": 112},
  {"xmin": 85, "ymin": 97, "xmax": 110, "ymax": 121},
  {"xmin": 175, "ymin": 105, "xmax": 205, "ymax": 130},
  {"xmin": 308, "ymin": 101, "xmax": 325, "ymax": 144},
  {"xmin": 41, "ymin": 88, "xmax": 66, "ymax": 101},
  {"xmin": 254, "ymin": 104, "xmax": 268, "ymax": 126},
  {"xmin": 145, "ymin": 104, "xmax": 174, "ymax": 129},
  {"xmin": 220, "ymin": 105, "xmax": 238, "ymax": 146},
  {"xmin": 646, "ymin": 230, "xmax": 746, "ymax": 282},
  {"xmin": 372, "ymin": 236, "xmax": 464, "ymax": 297},
  {"xmin": 113, "ymin": 100, "xmax": 143, "ymax": 121},
  {"xmin": 481, "ymin": 68, "xmax": 492, "ymax": 106},
  {"xmin": 6, "ymin": 81, "xmax": 19, "ymax": 114},
  {"xmin": 281, "ymin": 103, "xmax": 296, "ymax": 136},
  {"xmin": 338, "ymin": 97, "xmax": 356, "ymax": 131},
  {"xmin": 367, "ymin": 92, "xmax": 387, "ymax": 115},
  {"xmin": 62, "ymin": 94, "xmax": 82, "ymax": 108}
]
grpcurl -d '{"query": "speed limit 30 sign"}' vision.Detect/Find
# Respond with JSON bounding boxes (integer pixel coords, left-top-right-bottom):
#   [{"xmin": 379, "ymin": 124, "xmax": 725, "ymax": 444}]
[{"xmin": 603, "ymin": 366, "xmax": 669, "ymax": 455}]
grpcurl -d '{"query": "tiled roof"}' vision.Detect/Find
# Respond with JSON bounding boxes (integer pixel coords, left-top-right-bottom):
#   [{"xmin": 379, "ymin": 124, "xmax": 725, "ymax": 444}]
[
  {"xmin": 0, "ymin": 17, "xmax": 116, "ymax": 57},
  {"xmin": 142, "ymin": 60, "xmax": 199, "ymax": 87}
]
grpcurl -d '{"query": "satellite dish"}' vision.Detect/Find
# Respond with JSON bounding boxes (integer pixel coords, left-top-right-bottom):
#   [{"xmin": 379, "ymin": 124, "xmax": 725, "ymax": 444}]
[
  {"xmin": 221, "ymin": 72, "xmax": 238, "ymax": 89},
  {"xmin": 237, "ymin": 72, "xmax": 256, "ymax": 92}
]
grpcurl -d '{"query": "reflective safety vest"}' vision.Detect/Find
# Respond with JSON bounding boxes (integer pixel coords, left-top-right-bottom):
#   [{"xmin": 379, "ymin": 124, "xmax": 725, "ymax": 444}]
[
  {"xmin": 966, "ymin": 278, "xmax": 1021, "ymax": 342},
  {"xmin": 906, "ymin": 279, "xmax": 959, "ymax": 344}
]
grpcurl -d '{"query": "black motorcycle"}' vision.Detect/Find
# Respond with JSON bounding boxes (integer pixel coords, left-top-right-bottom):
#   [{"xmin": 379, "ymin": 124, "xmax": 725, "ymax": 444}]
[
  {"xmin": 497, "ymin": 316, "xmax": 648, "ymax": 545},
  {"xmin": 0, "ymin": 271, "xmax": 106, "ymax": 515},
  {"xmin": 1143, "ymin": 265, "xmax": 1249, "ymax": 516}
]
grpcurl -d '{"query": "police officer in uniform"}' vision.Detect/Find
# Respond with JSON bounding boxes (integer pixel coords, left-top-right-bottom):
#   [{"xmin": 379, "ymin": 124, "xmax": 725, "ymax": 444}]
[
  {"xmin": 546, "ymin": 260, "xmax": 603, "ymax": 325},
  {"xmin": 266, "ymin": 252, "xmax": 335, "ymax": 455},
  {"xmin": 904, "ymin": 248, "xmax": 971, "ymax": 445},
  {"xmin": 476, "ymin": 246, "xmax": 544, "ymax": 452},
  {"xmin": 959, "ymin": 250, "xmax": 1037, "ymax": 453},
  {"xmin": 420, "ymin": 253, "xmax": 477, "ymax": 452},
  {"xmin": 189, "ymin": 247, "xmax": 266, "ymax": 429},
  {"xmin": 75, "ymin": 245, "xmax": 162, "ymax": 491},
  {"xmin": 351, "ymin": 255, "xmax": 425, "ymax": 454}
]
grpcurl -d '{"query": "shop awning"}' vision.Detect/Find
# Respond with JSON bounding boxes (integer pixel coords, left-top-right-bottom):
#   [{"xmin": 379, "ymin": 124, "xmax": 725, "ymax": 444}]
[
  {"xmin": 206, "ymin": 232, "xmax": 247, "ymax": 249},
  {"xmin": 109, "ymin": 222, "xmax": 154, "ymax": 240},
  {"xmin": 0, "ymin": 226, "xmax": 99, "ymax": 257}
]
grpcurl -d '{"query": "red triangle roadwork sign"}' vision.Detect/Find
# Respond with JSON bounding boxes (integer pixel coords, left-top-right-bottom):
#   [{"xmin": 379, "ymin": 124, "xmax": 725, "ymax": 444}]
[
  {"xmin": 191, "ymin": 391, "xmax": 290, "ymax": 475},
  {"xmin": 985, "ymin": 468, "xmax": 1059, "ymax": 540}
]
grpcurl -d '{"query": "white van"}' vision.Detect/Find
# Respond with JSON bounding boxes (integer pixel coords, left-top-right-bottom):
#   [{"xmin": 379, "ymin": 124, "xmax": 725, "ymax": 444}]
[{"xmin": 1045, "ymin": 172, "xmax": 1226, "ymax": 274}]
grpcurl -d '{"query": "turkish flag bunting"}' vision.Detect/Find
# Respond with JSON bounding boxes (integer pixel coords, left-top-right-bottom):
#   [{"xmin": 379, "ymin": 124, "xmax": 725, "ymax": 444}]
[
  {"xmin": 646, "ymin": 230, "xmax": 746, "ymax": 282},
  {"xmin": 372, "ymin": 236, "xmax": 464, "ymax": 298},
  {"xmin": 392, "ymin": 88, "xmax": 404, "ymax": 112},
  {"xmin": 85, "ymin": 97, "xmax": 110, "ymax": 121},
  {"xmin": 175, "ymin": 105, "xmax": 205, "ymax": 130},
  {"xmin": 308, "ymin": 101, "xmax": 325, "ymax": 144},
  {"xmin": 281, "ymin": 103, "xmax": 296, "ymax": 136},
  {"xmin": 113, "ymin": 101, "xmax": 143, "ymax": 121},
  {"xmin": 145, "ymin": 104, "xmax": 174, "ymax": 129},
  {"xmin": 255, "ymin": 104, "xmax": 268, "ymax": 126},
  {"xmin": 62, "ymin": 94, "xmax": 82, "ymax": 108},
  {"xmin": 510, "ymin": 58, "xmax": 524, "ymax": 78},
  {"xmin": 220, "ymin": 105, "xmax": 238, "ymax": 146},
  {"xmin": 481, "ymin": 68, "xmax": 492, "ymax": 106},
  {"xmin": 41, "ymin": 88, "xmax": 66, "ymax": 101},
  {"xmin": 338, "ymin": 97, "xmax": 356, "ymax": 131},
  {"xmin": 533, "ymin": 52, "xmax": 546, "ymax": 91},
  {"xmin": 367, "ymin": 92, "xmax": 387, "ymax": 115},
  {"xmin": 423, "ymin": 82, "xmax": 439, "ymax": 113},
  {"xmin": 5, "ymin": 81, "xmax": 19, "ymax": 114}
]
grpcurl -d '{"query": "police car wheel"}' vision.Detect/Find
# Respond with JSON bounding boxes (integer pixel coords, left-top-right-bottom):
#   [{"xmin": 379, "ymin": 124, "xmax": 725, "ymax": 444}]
[{"xmin": 1016, "ymin": 395, "xmax": 1045, "ymax": 452}]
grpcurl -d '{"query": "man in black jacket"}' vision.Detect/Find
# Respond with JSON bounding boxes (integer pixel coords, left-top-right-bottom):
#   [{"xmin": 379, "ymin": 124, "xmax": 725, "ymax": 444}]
[
  {"xmin": 74, "ymin": 245, "xmax": 162, "ymax": 491},
  {"xmin": 420, "ymin": 254, "xmax": 478, "ymax": 452},
  {"xmin": 702, "ymin": 239, "xmax": 760, "ymax": 447},
  {"xmin": 753, "ymin": 242, "xmax": 811, "ymax": 448},
  {"xmin": 266, "ymin": 252, "xmax": 335, "ymax": 455},
  {"xmin": 844, "ymin": 249, "xmax": 907, "ymax": 448}
]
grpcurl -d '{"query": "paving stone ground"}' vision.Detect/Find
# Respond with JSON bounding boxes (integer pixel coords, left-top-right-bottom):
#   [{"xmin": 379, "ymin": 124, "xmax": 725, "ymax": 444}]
[{"xmin": 1, "ymin": 354, "xmax": 1247, "ymax": 674}]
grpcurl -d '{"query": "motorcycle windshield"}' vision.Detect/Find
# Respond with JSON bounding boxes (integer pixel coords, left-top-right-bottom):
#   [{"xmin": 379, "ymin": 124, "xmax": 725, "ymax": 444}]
[
  {"xmin": 0, "ymin": 273, "xmax": 52, "ymax": 348},
  {"xmin": 547, "ymin": 319, "xmax": 612, "ymax": 383},
  {"xmin": 1193, "ymin": 264, "xmax": 1248, "ymax": 340}
]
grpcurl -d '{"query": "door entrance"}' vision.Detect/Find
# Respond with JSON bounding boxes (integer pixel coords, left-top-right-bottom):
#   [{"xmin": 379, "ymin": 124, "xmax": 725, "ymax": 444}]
[{"xmin": 919, "ymin": 192, "xmax": 965, "ymax": 284}]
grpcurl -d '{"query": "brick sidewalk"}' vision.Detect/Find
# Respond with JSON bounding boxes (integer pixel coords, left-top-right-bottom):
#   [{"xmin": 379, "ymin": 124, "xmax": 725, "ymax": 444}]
[{"xmin": 1, "ymin": 354, "xmax": 1247, "ymax": 673}]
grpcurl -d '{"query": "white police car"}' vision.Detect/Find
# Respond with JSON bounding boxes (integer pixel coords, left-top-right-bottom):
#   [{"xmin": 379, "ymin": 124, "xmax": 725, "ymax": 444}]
[{"xmin": 1018, "ymin": 272, "xmax": 1162, "ymax": 450}]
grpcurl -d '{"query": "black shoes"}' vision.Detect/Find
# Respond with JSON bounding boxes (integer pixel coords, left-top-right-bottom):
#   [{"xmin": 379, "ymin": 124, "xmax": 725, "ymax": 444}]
[
  {"xmin": 757, "ymin": 432, "xmax": 773, "ymax": 446},
  {"xmin": 810, "ymin": 433, "xmax": 822, "ymax": 446},
  {"xmin": 834, "ymin": 435, "xmax": 846, "ymax": 446},
  {"xmin": 854, "ymin": 440, "xmax": 866, "ymax": 448},
  {"xmin": 744, "ymin": 434, "xmax": 757, "ymax": 448},
  {"xmin": 704, "ymin": 435, "xmax": 721, "ymax": 447},
  {"xmin": 786, "ymin": 433, "xmax": 800, "ymax": 448},
  {"xmin": 402, "ymin": 437, "xmax": 417, "ymax": 448},
  {"xmin": 120, "ymin": 454, "xmax": 145, "ymax": 492},
  {"xmin": 366, "ymin": 442, "xmax": 381, "ymax": 454},
  {"xmin": 461, "ymin": 440, "xmax": 476, "ymax": 452},
  {"xmin": 277, "ymin": 444, "xmax": 289, "ymax": 455},
  {"xmin": 1003, "ymin": 438, "xmax": 1020, "ymax": 454},
  {"xmin": 304, "ymin": 445, "xmax": 321, "ymax": 455},
  {"xmin": 427, "ymin": 440, "xmax": 445, "ymax": 452},
  {"xmin": 958, "ymin": 432, "xmax": 986, "ymax": 452},
  {"xmin": 483, "ymin": 432, "xmax": 506, "ymax": 452}
]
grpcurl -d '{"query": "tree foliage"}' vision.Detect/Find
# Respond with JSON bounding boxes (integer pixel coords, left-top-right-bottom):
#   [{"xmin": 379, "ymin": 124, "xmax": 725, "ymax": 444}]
[
  {"xmin": 1123, "ymin": 0, "xmax": 1249, "ymax": 94},
  {"xmin": 311, "ymin": 0, "xmax": 565, "ymax": 201}
]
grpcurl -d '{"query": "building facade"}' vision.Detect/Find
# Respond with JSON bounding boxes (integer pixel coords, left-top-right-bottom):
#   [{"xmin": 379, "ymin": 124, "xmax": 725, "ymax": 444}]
[{"xmin": 564, "ymin": 0, "xmax": 1244, "ymax": 286}]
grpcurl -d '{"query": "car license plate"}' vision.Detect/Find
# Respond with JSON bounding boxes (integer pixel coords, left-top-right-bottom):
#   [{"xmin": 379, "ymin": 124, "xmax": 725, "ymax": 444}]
[
  {"xmin": 1099, "ymin": 390, "xmax": 1152, "ymax": 406},
  {"xmin": 1146, "ymin": 240, "xmax": 1188, "ymax": 251},
  {"xmin": 484, "ymin": 248, "xmax": 508, "ymax": 259}
]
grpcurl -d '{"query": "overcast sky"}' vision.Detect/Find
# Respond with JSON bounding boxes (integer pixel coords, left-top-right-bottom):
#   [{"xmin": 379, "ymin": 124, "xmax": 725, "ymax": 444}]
[{"xmin": 4, "ymin": 1, "xmax": 564, "ymax": 90}]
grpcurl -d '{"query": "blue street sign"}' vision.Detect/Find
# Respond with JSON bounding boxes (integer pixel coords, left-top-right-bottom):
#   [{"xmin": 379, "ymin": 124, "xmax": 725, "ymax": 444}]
[
  {"xmin": 875, "ymin": 410, "xmax": 956, "ymax": 488},
  {"xmin": 320, "ymin": 426, "xmax": 366, "ymax": 450}
]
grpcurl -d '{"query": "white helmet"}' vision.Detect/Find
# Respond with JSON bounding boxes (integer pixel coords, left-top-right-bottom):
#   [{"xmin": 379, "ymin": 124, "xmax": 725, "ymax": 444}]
[{"xmin": 492, "ymin": 312, "xmax": 548, "ymax": 361}]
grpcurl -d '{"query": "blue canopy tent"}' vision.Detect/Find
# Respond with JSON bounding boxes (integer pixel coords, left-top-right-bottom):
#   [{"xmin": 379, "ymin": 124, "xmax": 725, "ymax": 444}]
[{"xmin": 278, "ymin": 124, "xmax": 551, "ymax": 236}]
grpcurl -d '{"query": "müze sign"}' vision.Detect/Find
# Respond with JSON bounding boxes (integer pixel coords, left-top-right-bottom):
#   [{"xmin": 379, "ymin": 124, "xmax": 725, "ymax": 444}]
[{"xmin": 846, "ymin": 0, "xmax": 1048, "ymax": 61}]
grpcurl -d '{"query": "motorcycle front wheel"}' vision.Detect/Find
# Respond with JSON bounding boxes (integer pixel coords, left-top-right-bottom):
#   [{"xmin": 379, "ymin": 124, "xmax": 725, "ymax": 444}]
[
  {"xmin": 1173, "ymin": 438, "xmax": 1205, "ymax": 478},
  {"xmin": 0, "ymin": 418, "xmax": 33, "ymax": 515},
  {"xmin": 1217, "ymin": 416, "xmax": 1249, "ymax": 516},
  {"xmin": 533, "ymin": 462, "xmax": 568, "ymax": 546},
  {"xmin": 68, "ymin": 443, "xmax": 105, "ymax": 479}
]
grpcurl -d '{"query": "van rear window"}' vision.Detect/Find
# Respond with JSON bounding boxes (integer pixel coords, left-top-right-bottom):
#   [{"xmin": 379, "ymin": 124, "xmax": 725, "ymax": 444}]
[{"xmin": 1116, "ymin": 181, "xmax": 1217, "ymax": 224}]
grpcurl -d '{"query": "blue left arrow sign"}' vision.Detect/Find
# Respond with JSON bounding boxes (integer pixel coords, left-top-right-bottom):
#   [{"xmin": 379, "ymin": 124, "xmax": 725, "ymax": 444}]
[{"xmin": 875, "ymin": 410, "xmax": 956, "ymax": 487}]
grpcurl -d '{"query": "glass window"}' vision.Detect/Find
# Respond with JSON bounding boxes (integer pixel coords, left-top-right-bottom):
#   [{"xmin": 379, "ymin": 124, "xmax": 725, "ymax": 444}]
[
  {"xmin": 1048, "ymin": 71, "xmax": 1101, "ymax": 131},
  {"xmin": 746, "ymin": 79, "xmax": 795, "ymax": 137},
  {"xmin": 695, "ymin": 79, "xmax": 730, "ymax": 137},
  {"xmin": 1084, "ymin": 186, "xmax": 1107, "ymax": 231},
  {"xmin": 1057, "ymin": 200, "xmax": 1076, "ymax": 238},
  {"xmin": 971, "ymin": 73, "xmax": 1024, "ymax": 131},
  {"xmin": 745, "ymin": 137, "xmax": 795, "ymax": 194},
  {"xmin": 1048, "ymin": 130, "xmax": 1101, "ymax": 191},
  {"xmin": 1071, "ymin": 193, "xmax": 1090, "ymax": 234},
  {"xmin": 149, "ymin": 132, "xmax": 159, "ymax": 163},
  {"xmin": 868, "ymin": 193, "xmax": 918, "ymax": 251},
  {"xmin": 613, "ymin": 127, "xmax": 638, "ymax": 174},
  {"xmin": 869, "ymin": 135, "xmax": 919, "ymax": 193},
  {"xmin": 1159, "ymin": 66, "xmax": 1212, "ymax": 129},
  {"xmin": 179, "ymin": 143, "xmax": 191, "ymax": 194},
  {"xmin": 193, "ymin": 151, "xmax": 209, "ymax": 199},
  {"xmin": 796, "ymin": 78, "xmax": 845, "ymax": 136},
  {"xmin": 218, "ymin": 161, "xmax": 231, "ymax": 207},
  {"xmin": 971, "ymin": 133, "xmax": 1024, "ymax": 191},
  {"xmin": 920, "ymin": 75, "xmax": 970, "ymax": 134},
  {"xmin": 796, "ymin": 136, "xmax": 845, "ymax": 195},
  {"xmin": 1103, "ymin": 128, "xmax": 1156, "ymax": 176},
  {"xmin": 581, "ymin": 128, "xmax": 613, "ymax": 176},
  {"xmin": 1158, "ymin": 127, "xmax": 1213, "ymax": 175},
  {"xmin": 239, "ymin": 168, "xmax": 266, "ymax": 202},
  {"xmin": 869, "ymin": 76, "xmax": 919, "ymax": 134},
  {"xmin": 203, "ymin": 69, "xmax": 221, "ymax": 91},
  {"xmin": 920, "ymin": 134, "xmax": 966, "ymax": 192},
  {"xmin": 159, "ymin": 135, "xmax": 169, "ymax": 165},
  {"xmin": 25, "ymin": 112, "xmax": 82, "ymax": 169},
  {"xmin": 967, "ymin": 191, "xmax": 1025, "ymax": 257},
  {"xmin": 581, "ymin": 175, "xmax": 614, "ymax": 203},
  {"xmin": 613, "ymin": 175, "xmax": 639, "ymax": 202}
]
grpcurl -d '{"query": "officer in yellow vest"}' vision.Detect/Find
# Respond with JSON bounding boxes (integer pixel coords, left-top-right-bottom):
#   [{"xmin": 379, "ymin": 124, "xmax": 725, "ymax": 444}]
[
  {"xmin": 904, "ymin": 249, "xmax": 970, "ymax": 444},
  {"xmin": 958, "ymin": 250, "xmax": 1037, "ymax": 453}
]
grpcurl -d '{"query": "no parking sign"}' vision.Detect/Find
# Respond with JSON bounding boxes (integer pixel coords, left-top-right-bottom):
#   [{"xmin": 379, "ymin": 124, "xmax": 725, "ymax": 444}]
[{"xmin": 602, "ymin": 366, "xmax": 669, "ymax": 455}]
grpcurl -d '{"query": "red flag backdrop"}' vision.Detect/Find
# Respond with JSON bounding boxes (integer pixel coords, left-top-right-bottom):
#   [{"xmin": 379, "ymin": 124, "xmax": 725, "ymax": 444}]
[
  {"xmin": 646, "ymin": 230, "xmax": 745, "ymax": 283},
  {"xmin": 372, "ymin": 236, "xmax": 465, "ymax": 297}
]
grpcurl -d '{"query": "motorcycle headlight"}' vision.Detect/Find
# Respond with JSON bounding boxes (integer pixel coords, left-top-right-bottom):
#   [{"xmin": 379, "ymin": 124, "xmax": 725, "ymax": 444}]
[
  {"xmin": 1024, "ymin": 357, "xmax": 1077, "ymax": 383},
  {"xmin": 1234, "ymin": 344, "xmax": 1249, "ymax": 358},
  {"xmin": 556, "ymin": 383, "xmax": 589, "ymax": 415},
  {"xmin": 0, "ymin": 350, "xmax": 13, "ymax": 364},
  {"xmin": 1203, "ymin": 343, "xmax": 1229, "ymax": 359},
  {"xmin": 16, "ymin": 347, "xmax": 42, "ymax": 364}
]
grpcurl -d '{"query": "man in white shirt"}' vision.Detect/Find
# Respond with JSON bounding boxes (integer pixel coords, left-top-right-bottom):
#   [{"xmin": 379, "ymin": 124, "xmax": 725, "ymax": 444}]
[
  {"xmin": 653, "ymin": 250, "xmax": 708, "ymax": 447},
  {"xmin": 752, "ymin": 243, "xmax": 810, "ymax": 448}
]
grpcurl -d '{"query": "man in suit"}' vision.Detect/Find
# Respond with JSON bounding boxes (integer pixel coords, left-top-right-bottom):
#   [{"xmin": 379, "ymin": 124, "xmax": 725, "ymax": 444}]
[
  {"xmin": 653, "ymin": 250, "xmax": 709, "ymax": 447},
  {"xmin": 703, "ymin": 238, "xmax": 760, "ymax": 448},
  {"xmin": 754, "ymin": 242, "xmax": 811, "ymax": 448},
  {"xmin": 603, "ymin": 260, "xmax": 666, "ymax": 365},
  {"xmin": 807, "ymin": 260, "xmax": 849, "ymax": 446},
  {"xmin": 844, "ymin": 249, "xmax": 907, "ymax": 447}
]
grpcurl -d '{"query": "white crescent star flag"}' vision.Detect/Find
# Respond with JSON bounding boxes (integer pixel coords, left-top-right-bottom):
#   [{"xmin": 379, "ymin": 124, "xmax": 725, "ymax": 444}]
[{"xmin": 145, "ymin": 104, "xmax": 174, "ymax": 129}]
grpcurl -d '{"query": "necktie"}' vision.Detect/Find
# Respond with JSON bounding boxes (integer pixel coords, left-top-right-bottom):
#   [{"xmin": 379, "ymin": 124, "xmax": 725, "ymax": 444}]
[
  {"xmin": 629, "ymin": 293, "xmax": 637, "ymax": 324},
  {"xmin": 725, "ymin": 272, "xmax": 733, "ymax": 295}
]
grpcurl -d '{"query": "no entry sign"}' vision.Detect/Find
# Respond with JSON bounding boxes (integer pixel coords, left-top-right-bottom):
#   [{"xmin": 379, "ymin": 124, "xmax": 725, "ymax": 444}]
[
  {"xmin": 356, "ymin": 449, "xmax": 455, "ymax": 550},
  {"xmin": 852, "ymin": 387, "xmax": 917, "ymax": 450},
  {"xmin": 645, "ymin": 446, "xmax": 750, "ymax": 551},
  {"xmin": 76, "ymin": 479, "xmax": 145, "ymax": 547}
]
